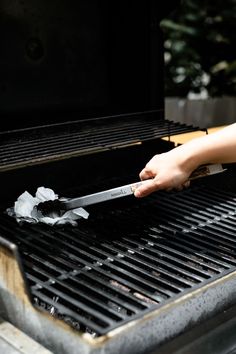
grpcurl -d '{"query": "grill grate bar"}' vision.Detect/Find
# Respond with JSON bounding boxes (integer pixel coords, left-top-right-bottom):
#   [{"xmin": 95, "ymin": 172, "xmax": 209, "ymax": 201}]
[
  {"xmin": 0, "ymin": 119, "xmax": 198, "ymax": 169},
  {"xmin": 154, "ymin": 230, "xmax": 236, "ymax": 268},
  {"xmin": 24, "ymin": 261, "xmax": 130, "ymax": 322},
  {"xmin": 150, "ymin": 187, "xmax": 236, "ymax": 224},
  {"xmin": 89, "ymin": 264, "xmax": 169, "ymax": 301},
  {"xmin": 0, "ymin": 125, "xmax": 193, "ymax": 163},
  {"xmin": 184, "ymin": 228, "xmax": 236, "ymax": 257},
  {"xmin": 25, "ymin": 253, "xmax": 148, "ymax": 312},
  {"xmin": 0, "ymin": 119, "xmax": 191, "ymax": 149},
  {"xmin": 98, "ymin": 239, "xmax": 203, "ymax": 287},
  {"xmin": 114, "ymin": 238, "xmax": 214, "ymax": 279},
  {"xmin": 200, "ymin": 223, "xmax": 236, "ymax": 244},
  {"xmin": 161, "ymin": 195, "xmax": 224, "ymax": 218},
  {"xmin": 24, "ymin": 254, "xmax": 135, "ymax": 314},
  {"xmin": 144, "ymin": 204, "xmax": 209, "ymax": 230},
  {"xmin": 29, "ymin": 275, "xmax": 121, "ymax": 326},
  {"xmin": 147, "ymin": 194, "xmax": 223, "ymax": 222},
  {"xmin": 0, "ymin": 217, "xmax": 167, "ymax": 303},
  {"xmin": 32, "ymin": 289, "xmax": 110, "ymax": 335},
  {"xmin": 0, "ymin": 119, "xmax": 179, "ymax": 151},
  {"xmin": 197, "ymin": 187, "xmax": 236, "ymax": 205},
  {"xmin": 185, "ymin": 192, "xmax": 236, "ymax": 214},
  {"xmin": 55, "ymin": 228, "xmax": 190, "ymax": 291},
  {"xmin": 103, "ymin": 258, "xmax": 184, "ymax": 292},
  {"xmin": 54, "ymin": 240, "xmax": 177, "ymax": 296},
  {"xmin": 140, "ymin": 236, "xmax": 229, "ymax": 273},
  {"xmin": 83, "ymin": 206, "xmax": 232, "ymax": 280},
  {"xmin": 1, "ymin": 178, "xmax": 236, "ymax": 336},
  {"xmin": 162, "ymin": 230, "xmax": 236, "ymax": 266},
  {"xmin": 215, "ymin": 218, "xmax": 236, "ymax": 232},
  {"xmin": 177, "ymin": 188, "xmax": 236, "ymax": 213}
]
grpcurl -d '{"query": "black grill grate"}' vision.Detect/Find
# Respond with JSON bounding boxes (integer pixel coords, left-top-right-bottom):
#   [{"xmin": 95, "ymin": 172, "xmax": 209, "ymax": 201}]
[
  {"xmin": 0, "ymin": 114, "xmax": 198, "ymax": 171},
  {"xmin": 0, "ymin": 179, "xmax": 236, "ymax": 336}
]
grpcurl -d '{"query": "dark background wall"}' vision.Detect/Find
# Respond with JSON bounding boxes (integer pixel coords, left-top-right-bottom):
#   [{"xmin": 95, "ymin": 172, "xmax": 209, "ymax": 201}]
[{"xmin": 161, "ymin": 0, "xmax": 236, "ymax": 98}]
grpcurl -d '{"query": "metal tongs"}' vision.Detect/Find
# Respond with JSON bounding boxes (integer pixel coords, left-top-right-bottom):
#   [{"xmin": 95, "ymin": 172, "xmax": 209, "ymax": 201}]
[{"xmin": 37, "ymin": 163, "xmax": 226, "ymax": 215}]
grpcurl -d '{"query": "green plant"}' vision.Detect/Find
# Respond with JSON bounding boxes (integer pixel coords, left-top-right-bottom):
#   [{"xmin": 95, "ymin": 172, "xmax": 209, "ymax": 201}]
[{"xmin": 161, "ymin": 0, "xmax": 236, "ymax": 97}]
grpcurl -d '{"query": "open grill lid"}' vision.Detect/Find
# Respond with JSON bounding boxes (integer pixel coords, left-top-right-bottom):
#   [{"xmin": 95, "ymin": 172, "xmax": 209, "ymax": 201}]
[
  {"xmin": 0, "ymin": 0, "xmax": 179, "ymax": 130},
  {"xmin": 0, "ymin": 0, "xmax": 196, "ymax": 176}
]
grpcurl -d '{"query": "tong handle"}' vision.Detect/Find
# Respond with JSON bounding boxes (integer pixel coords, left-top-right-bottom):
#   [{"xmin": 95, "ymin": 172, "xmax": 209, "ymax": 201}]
[
  {"xmin": 60, "ymin": 181, "xmax": 151, "ymax": 210},
  {"xmin": 61, "ymin": 163, "xmax": 225, "ymax": 210},
  {"xmin": 189, "ymin": 163, "xmax": 225, "ymax": 180}
]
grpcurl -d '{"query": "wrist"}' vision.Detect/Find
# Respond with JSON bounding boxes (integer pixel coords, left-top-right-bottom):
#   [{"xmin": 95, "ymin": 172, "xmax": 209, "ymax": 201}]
[{"xmin": 173, "ymin": 139, "xmax": 205, "ymax": 175}]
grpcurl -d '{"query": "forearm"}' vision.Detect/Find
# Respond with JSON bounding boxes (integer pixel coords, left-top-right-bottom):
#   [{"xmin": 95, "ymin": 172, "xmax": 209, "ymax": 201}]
[
  {"xmin": 176, "ymin": 123, "xmax": 236, "ymax": 173},
  {"xmin": 135, "ymin": 123, "xmax": 236, "ymax": 197}
]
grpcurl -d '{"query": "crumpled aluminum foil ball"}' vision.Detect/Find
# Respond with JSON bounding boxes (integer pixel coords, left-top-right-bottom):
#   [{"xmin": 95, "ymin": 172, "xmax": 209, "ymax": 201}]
[{"xmin": 6, "ymin": 187, "xmax": 89, "ymax": 226}]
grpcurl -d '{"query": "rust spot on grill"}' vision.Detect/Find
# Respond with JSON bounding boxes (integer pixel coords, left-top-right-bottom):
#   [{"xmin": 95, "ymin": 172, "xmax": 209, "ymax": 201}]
[{"xmin": 0, "ymin": 245, "xmax": 31, "ymax": 306}]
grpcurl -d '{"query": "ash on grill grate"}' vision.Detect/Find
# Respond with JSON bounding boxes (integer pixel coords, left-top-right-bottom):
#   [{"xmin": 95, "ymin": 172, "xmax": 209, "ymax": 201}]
[{"xmin": 0, "ymin": 176, "xmax": 236, "ymax": 337}]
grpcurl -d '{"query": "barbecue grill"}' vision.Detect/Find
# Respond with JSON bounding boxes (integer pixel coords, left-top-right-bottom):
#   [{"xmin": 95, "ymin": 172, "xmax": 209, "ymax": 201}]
[{"xmin": 1, "ymin": 1, "xmax": 236, "ymax": 354}]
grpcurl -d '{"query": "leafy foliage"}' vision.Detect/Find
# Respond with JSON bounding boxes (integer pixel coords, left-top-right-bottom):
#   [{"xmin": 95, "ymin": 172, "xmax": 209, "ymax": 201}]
[{"xmin": 161, "ymin": 0, "xmax": 236, "ymax": 97}]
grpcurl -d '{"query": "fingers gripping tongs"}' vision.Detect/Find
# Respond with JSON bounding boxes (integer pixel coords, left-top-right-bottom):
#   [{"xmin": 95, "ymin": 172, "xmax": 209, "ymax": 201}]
[{"xmin": 38, "ymin": 163, "xmax": 225, "ymax": 215}]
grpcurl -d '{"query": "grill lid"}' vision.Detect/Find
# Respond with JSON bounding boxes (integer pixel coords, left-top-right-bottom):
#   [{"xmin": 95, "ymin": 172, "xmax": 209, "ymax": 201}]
[{"xmin": 0, "ymin": 0, "xmax": 179, "ymax": 129}]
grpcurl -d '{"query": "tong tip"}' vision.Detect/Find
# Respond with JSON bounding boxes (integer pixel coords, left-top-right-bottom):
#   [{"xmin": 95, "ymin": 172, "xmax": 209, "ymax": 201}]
[{"xmin": 37, "ymin": 200, "xmax": 62, "ymax": 216}]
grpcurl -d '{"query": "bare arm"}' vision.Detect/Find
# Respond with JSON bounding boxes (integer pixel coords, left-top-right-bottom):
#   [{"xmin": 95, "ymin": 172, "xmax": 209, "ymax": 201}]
[{"xmin": 134, "ymin": 123, "xmax": 236, "ymax": 198}]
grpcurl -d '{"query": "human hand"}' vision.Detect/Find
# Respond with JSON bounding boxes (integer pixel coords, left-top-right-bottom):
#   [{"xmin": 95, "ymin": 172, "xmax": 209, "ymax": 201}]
[{"xmin": 134, "ymin": 150, "xmax": 192, "ymax": 198}]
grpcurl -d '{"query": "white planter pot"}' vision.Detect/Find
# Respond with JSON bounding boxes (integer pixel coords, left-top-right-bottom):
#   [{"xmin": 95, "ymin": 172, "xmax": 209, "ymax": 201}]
[{"xmin": 165, "ymin": 96, "xmax": 236, "ymax": 128}]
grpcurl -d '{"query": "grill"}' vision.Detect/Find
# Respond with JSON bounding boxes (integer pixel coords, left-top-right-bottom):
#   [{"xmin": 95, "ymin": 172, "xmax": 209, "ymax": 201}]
[
  {"xmin": 1, "ymin": 171, "xmax": 236, "ymax": 353},
  {"xmin": 1, "ymin": 1, "xmax": 236, "ymax": 354},
  {"xmin": 1, "ymin": 180, "xmax": 236, "ymax": 337}
]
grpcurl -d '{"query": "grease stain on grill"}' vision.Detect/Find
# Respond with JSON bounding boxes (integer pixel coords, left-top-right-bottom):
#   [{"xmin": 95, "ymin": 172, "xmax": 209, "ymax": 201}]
[{"xmin": 1, "ymin": 181, "xmax": 236, "ymax": 337}]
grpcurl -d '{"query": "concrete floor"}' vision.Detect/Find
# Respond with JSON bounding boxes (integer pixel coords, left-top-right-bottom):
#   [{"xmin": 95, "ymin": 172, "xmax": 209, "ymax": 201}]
[{"xmin": 0, "ymin": 317, "xmax": 52, "ymax": 354}]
